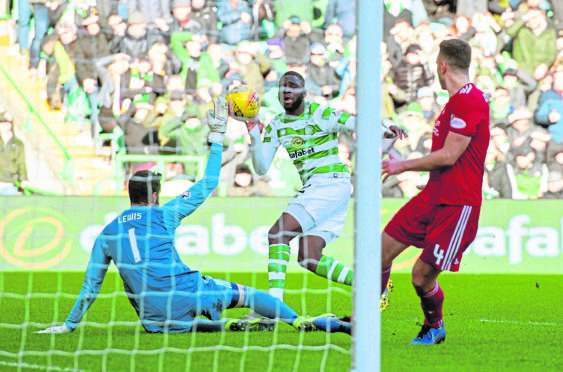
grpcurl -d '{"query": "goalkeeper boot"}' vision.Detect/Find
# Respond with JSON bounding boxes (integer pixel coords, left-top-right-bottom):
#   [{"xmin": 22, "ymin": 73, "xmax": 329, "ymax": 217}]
[
  {"xmin": 410, "ymin": 322, "xmax": 446, "ymax": 345},
  {"xmin": 242, "ymin": 312, "xmax": 262, "ymax": 320},
  {"xmin": 313, "ymin": 315, "xmax": 351, "ymax": 335},
  {"xmin": 292, "ymin": 316, "xmax": 319, "ymax": 332},
  {"xmin": 380, "ymin": 279, "xmax": 394, "ymax": 312},
  {"xmin": 226, "ymin": 317, "xmax": 277, "ymax": 332}
]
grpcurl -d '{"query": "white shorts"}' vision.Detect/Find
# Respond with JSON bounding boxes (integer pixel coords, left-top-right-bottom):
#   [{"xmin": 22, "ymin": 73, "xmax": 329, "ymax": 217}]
[{"xmin": 285, "ymin": 173, "xmax": 351, "ymax": 244}]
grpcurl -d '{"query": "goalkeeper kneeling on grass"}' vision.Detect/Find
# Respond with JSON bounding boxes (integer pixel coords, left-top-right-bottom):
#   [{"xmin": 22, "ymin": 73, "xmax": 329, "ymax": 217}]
[{"xmin": 37, "ymin": 98, "xmax": 349, "ymax": 335}]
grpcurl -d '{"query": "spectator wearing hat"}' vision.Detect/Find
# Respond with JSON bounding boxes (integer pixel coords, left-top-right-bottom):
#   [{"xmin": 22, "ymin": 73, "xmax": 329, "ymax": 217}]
[
  {"xmin": 507, "ymin": 106, "xmax": 537, "ymax": 149},
  {"xmin": 416, "ymin": 86, "xmax": 438, "ymax": 120},
  {"xmin": 74, "ymin": 7, "xmax": 112, "ymax": 141},
  {"xmin": 126, "ymin": 0, "xmax": 173, "ymax": 33},
  {"xmin": 170, "ymin": 0, "xmax": 204, "ymax": 35},
  {"xmin": 501, "ymin": 67, "xmax": 537, "ymax": 109},
  {"xmin": 490, "ymin": 87, "xmax": 514, "ymax": 128},
  {"xmin": 535, "ymin": 65, "xmax": 563, "ymax": 144},
  {"xmin": 171, "ymin": 31, "xmax": 220, "ymax": 96},
  {"xmin": 0, "ymin": 112, "xmax": 27, "ymax": 195},
  {"xmin": 227, "ymin": 163, "xmax": 274, "ymax": 197},
  {"xmin": 392, "ymin": 43, "xmax": 434, "ymax": 104},
  {"xmin": 266, "ymin": 39, "xmax": 287, "ymax": 75},
  {"xmin": 307, "ymin": 42, "xmax": 341, "ymax": 99},
  {"xmin": 114, "ymin": 11, "xmax": 166, "ymax": 60},
  {"xmin": 216, "ymin": 0, "xmax": 253, "ymax": 46},
  {"xmin": 190, "ymin": 0, "xmax": 219, "ymax": 44},
  {"xmin": 504, "ymin": 7, "xmax": 557, "ymax": 75},
  {"xmin": 277, "ymin": 15, "xmax": 313, "ymax": 65},
  {"xmin": 506, "ymin": 144, "xmax": 548, "ymax": 200}
]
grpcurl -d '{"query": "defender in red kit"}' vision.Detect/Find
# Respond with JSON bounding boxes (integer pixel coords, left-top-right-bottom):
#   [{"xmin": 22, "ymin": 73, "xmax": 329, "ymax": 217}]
[{"xmin": 381, "ymin": 39, "xmax": 490, "ymax": 344}]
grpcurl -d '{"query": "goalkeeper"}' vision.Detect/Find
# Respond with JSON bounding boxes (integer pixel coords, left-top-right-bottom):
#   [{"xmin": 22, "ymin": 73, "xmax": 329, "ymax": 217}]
[{"xmin": 37, "ymin": 98, "xmax": 347, "ymax": 334}]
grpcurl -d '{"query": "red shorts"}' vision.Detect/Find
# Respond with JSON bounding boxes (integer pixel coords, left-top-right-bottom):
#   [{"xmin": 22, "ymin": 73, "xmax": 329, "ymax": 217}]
[{"xmin": 384, "ymin": 195, "xmax": 481, "ymax": 272}]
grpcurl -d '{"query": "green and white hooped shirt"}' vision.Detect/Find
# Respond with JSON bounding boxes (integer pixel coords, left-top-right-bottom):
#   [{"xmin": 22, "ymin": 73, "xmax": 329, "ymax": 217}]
[{"xmin": 249, "ymin": 102, "xmax": 356, "ymax": 184}]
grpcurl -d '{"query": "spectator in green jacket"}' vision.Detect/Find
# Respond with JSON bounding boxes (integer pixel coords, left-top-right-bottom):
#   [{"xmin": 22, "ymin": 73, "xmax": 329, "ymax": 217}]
[
  {"xmin": 171, "ymin": 31, "xmax": 221, "ymax": 94},
  {"xmin": 157, "ymin": 96, "xmax": 210, "ymax": 176},
  {"xmin": 504, "ymin": 7, "xmax": 557, "ymax": 75}
]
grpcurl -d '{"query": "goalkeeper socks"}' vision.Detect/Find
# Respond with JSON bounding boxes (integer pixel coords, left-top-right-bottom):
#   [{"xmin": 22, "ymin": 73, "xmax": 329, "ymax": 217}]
[
  {"xmin": 381, "ymin": 265, "xmax": 392, "ymax": 295},
  {"xmin": 244, "ymin": 286, "xmax": 298, "ymax": 323},
  {"xmin": 268, "ymin": 244, "xmax": 291, "ymax": 301},
  {"xmin": 419, "ymin": 281, "xmax": 444, "ymax": 328},
  {"xmin": 315, "ymin": 255, "xmax": 354, "ymax": 286}
]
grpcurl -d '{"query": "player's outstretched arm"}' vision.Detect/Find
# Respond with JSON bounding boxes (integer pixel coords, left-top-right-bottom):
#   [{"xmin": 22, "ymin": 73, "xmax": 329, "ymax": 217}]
[
  {"xmin": 36, "ymin": 238, "xmax": 111, "ymax": 334},
  {"xmin": 382, "ymin": 131, "xmax": 471, "ymax": 181},
  {"xmin": 245, "ymin": 118, "xmax": 278, "ymax": 176},
  {"xmin": 162, "ymin": 98, "xmax": 227, "ymax": 225}
]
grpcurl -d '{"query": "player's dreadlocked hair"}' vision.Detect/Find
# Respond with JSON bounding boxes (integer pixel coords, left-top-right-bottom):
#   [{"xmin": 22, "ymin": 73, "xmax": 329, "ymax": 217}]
[
  {"xmin": 128, "ymin": 170, "xmax": 162, "ymax": 205},
  {"xmin": 438, "ymin": 39, "xmax": 471, "ymax": 72}
]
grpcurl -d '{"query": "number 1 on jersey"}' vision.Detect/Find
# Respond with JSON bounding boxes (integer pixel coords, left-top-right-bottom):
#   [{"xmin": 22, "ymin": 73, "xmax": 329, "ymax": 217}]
[{"xmin": 128, "ymin": 228, "xmax": 141, "ymax": 263}]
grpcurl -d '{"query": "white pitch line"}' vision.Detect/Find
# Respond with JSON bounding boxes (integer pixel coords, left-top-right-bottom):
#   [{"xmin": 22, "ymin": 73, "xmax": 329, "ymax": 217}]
[
  {"xmin": 478, "ymin": 319, "xmax": 563, "ymax": 327},
  {"xmin": 0, "ymin": 360, "xmax": 86, "ymax": 372}
]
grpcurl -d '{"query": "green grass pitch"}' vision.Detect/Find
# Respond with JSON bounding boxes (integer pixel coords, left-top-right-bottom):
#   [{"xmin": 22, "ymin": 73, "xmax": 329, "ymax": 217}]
[{"xmin": 0, "ymin": 272, "xmax": 561, "ymax": 372}]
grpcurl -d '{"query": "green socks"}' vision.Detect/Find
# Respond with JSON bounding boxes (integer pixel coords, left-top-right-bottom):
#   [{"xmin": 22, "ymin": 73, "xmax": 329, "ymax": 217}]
[
  {"xmin": 268, "ymin": 244, "xmax": 291, "ymax": 301},
  {"xmin": 315, "ymin": 255, "xmax": 354, "ymax": 286}
]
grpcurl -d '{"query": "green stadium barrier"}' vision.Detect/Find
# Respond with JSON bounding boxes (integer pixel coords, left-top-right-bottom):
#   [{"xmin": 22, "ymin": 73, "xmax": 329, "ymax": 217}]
[
  {"xmin": 0, "ymin": 64, "xmax": 75, "ymax": 185},
  {"xmin": 0, "ymin": 197, "xmax": 561, "ymax": 273}
]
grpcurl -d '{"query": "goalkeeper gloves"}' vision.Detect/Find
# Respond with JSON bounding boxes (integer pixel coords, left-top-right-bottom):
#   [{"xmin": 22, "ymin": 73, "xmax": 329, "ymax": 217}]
[
  {"xmin": 207, "ymin": 97, "xmax": 228, "ymax": 144},
  {"xmin": 35, "ymin": 324, "xmax": 72, "ymax": 334}
]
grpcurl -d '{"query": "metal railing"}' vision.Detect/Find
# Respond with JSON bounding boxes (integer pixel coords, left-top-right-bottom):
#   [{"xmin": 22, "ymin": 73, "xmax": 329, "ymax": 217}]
[
  {"xmin": 0, "ymin": 64, "xmax": 75, "ymax": 185},
  {"xmin": 94, "ymin": 153, "xmax": 206, "ymax": 196}
]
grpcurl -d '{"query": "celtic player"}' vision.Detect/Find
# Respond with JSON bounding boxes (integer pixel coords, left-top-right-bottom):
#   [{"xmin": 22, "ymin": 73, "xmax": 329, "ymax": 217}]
[
  {"xmin": 36, "ymin": 98, "xmax": 348, "ymax": 335},
  {"xmin": 245, "ymin": 71, "xmax": 405, "ymax": 304}
]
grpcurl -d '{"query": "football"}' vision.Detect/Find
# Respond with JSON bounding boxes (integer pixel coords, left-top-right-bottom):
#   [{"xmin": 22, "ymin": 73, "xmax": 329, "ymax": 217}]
[{"xmin": 226, "ymin": 85, "xmax": 260, "ymax": 120}]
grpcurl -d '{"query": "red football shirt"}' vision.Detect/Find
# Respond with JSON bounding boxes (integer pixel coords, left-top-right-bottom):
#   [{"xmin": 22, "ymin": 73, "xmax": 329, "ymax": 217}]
[{"xmin": 421, "ymin": 83, "xmax": 490, "ymax": 206}]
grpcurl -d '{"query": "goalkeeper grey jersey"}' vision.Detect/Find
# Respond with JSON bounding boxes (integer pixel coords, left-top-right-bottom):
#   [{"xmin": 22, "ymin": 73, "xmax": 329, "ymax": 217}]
[{"xmin": 261, "ymin": 102, "xmax": 355, "ymax": 184}]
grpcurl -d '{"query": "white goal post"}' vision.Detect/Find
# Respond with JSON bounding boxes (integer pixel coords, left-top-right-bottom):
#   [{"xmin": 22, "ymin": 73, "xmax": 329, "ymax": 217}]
[{"xmin": 353, "ymin": 0, "xmax": 382, "ymax": 371}]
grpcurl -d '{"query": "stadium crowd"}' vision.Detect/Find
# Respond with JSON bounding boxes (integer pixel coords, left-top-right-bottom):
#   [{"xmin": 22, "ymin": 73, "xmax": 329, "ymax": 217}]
[{"xmin": 7, "ymin": 0, "xmax": 563, "ymax": 199}]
